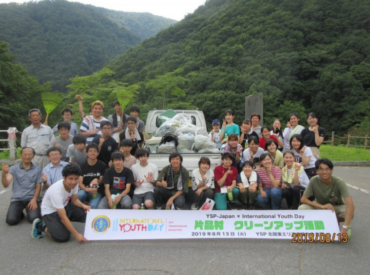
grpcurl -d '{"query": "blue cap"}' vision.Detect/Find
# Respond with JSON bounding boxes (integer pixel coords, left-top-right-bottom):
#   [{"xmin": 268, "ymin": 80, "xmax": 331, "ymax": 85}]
[{"xmin": 212, "ymin": 119, "xmax": 220, "ymax": 125}]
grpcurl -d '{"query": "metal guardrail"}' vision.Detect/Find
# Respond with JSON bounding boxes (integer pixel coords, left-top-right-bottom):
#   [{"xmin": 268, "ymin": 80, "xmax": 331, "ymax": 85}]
[{"xmin": 0, "ymin": 128, "xmax": 18, "ymax": 160}]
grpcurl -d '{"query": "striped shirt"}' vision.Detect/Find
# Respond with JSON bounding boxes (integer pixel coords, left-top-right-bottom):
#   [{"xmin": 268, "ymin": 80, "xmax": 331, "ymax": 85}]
[
  {"xmin": 256, "ymin": 166, "xmax": 282, "ymax": 190},
  {"xmin": 79, "ymin": 116, "xmax": 108, "ymax": 144}
]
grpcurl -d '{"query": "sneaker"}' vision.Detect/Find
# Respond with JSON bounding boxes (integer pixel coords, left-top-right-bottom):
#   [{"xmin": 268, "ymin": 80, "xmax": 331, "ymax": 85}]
[
  {"xmin": 31, "ymin": 219, "xmax": 43, "ymax": 239},
  {"xmin": 191, "ymin": 203, "xmax": 198, "ymax": 210}
]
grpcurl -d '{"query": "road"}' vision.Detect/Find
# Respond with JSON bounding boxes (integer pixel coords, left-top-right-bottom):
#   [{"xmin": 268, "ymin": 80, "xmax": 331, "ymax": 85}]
[{"xmin": 0, "ymin": 166, "xmax": 369, "ymax": 275}]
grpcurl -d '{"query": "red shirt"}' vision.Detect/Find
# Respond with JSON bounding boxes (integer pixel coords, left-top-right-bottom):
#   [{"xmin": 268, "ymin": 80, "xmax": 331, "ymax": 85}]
[
  {"xmin": 214, "ymin": 165, "xmax": 238, "ymax": 193},
  {"xmin": 259, "ymin": 135, "xmax": 279, "ymax": 149}
]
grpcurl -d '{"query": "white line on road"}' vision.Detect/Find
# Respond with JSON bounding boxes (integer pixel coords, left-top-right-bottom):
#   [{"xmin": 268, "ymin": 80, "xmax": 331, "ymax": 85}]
[
  {"xmin": 347, "ymin": 184, "xmax": 369, "ymax": 195},
  {"xmin": 0, "ymin": 189, "xmax": 9, "ymax": 195}
]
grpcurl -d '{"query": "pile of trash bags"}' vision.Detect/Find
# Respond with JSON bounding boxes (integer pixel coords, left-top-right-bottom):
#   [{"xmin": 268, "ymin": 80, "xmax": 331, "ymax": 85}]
[{"xmin": 155, "ymin": 113, "xmax": 219, "ymax": 154}]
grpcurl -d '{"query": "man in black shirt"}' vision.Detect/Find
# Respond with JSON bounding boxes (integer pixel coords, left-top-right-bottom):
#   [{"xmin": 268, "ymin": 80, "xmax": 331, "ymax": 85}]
[
  {"xmin": 92, "ymin": 121, "xmax": 118, "ymax": 166},
  {"xmin": 78, "ymin": 144, "xmax": 107, "ymax": 209},
  {"xmin": 97, "ymin": 151, "xmax": 134, "ymax": 209}
]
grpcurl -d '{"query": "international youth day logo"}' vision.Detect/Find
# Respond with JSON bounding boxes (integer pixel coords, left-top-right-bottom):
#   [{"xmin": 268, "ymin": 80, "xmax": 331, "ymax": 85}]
[{"xmin": 92, "ymin": 215, "xmax": 111, "ymax": 234}]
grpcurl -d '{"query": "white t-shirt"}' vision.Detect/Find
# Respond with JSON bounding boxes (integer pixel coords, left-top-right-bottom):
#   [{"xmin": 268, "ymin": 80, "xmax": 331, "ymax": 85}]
[
  {"xmin": 242, "ymin": 147, "xmax": 264, "ymax": 165},
  {"xmin": 131, "ymin": 162, "xmax": 158, "ymax": 195},
  {"xmin": 41, "ymin": 179, "xmax": 78, "ymax": 216},
  {"xmin": 293, "ymin": 147, "xmax": 316, "ymax": 169},
  {"xmin": 191, "ymin": 168, "xmax": 215, "ymax": 191}
]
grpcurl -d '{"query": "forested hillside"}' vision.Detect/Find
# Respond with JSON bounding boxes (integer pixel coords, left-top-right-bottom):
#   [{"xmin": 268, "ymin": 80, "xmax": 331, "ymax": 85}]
[
  {"xmin": 0, "ymin": 0, "xmax": 175, "ymax": 92},
  {"xmin": 0, "ymin": 40, "xmax": 46, "ymax": 131},
  {"xmin": 96, "ymin": 8, "xmax": 176, "ymax": 40},
  {"xmin": 79, "ymin": 0, "xmax": 369, "ymax": 134}
]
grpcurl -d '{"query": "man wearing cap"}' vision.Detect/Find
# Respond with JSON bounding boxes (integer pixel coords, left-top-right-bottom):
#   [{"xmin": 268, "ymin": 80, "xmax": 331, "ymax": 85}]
[
  {"xmin": 209, "ymin": 119, "xmax": 222, "ymax": 149},
  {"xmin": 21, "ymin": 109, "xmax": 54, "ymax": 169},
  {"xmin": 80, "ymin": 101, "xmax": 108, "ymax": 145}
]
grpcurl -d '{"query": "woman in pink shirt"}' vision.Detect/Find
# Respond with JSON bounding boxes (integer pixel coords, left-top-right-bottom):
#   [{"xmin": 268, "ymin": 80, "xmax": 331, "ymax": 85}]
[{"xmin": 255, "ymin": 153, "xmax": 282, "ymax": 209}]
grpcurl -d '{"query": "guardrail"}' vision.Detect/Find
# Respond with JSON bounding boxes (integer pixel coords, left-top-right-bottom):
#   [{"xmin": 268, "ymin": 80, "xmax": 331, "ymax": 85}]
[
  {"xmin": 323, "ymin": 131, "xmax": 369, "ymax": 149},
  {"xmin": 0, "ymin": 128, "xmax": 18, "ymax": 160}
]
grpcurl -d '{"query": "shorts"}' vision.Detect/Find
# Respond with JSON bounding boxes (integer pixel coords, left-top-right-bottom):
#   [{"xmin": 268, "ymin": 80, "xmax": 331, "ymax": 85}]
[{"xmin": 132, "ymin": 192, "xmax": 155, "ymax": 206}]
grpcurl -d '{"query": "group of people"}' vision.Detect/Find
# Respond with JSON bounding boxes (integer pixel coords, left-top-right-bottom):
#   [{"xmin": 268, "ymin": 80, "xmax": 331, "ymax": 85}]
[{"xmin": 1, "ymin": 101, "xmax": 354, "ymax": 243}]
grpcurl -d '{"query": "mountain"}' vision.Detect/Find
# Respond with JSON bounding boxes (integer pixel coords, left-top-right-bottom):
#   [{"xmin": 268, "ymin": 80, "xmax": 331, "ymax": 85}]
[
  {"xmin": 95, "ymin": 8, "xmax": 177, "ymax": 40},
  {"xmin": 86, "ymin": 0, "xmax": 369, "ymax": 134},
  {"xmin": 0, "ymin": 0, "xmax": 176, "ymax": 92}
]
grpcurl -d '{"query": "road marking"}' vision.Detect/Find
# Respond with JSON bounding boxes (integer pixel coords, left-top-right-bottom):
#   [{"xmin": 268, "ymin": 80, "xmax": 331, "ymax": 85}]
[
  {"xmin": 0, "ymin": 189, "xmax": 9, "ymax": 195},
  {"xmin": 346, "ymin": 184, "xmax": 369, "ymax": 195}
]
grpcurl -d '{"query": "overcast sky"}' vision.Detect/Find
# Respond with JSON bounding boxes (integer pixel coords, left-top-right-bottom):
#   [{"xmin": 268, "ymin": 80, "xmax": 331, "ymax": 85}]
[{"xmin": 0, "ymin": 0, "xmax": 207, "ymax": 20}]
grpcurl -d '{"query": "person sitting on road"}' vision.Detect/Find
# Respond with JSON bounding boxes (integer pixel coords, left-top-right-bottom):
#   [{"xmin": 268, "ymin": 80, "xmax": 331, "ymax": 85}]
[
  {"xmin": 78, "ymin": 144, "xmax": 107, "ymax": 209},
  {"xmin": 131, "ymin": 149, "xmax": 158, "ymax": 210},
  {"xmin": 255, "ymin": 153, "xmax": 282, "ymax": 210},
  {"xmin": 42, "ymin": 147, "xmax": 69, "ymax": 189},
  {"xmin": 2, "ymin": 147, "xmax": 42, "ymax": 226},
  {"xmin": 32, "ymin": 164, "xmax": 90, "ymax": 243},
  {"xmin": 66, "ymin": 134, "xmax": 87, "ymax": 166},
  {"xmin": 190, "ymin": 157, "xmax": 215, "ymax": 210},
  {"xmin": 214, "ymin": 153, "xmax": 238, "ymax": 210},
  {"xmin": 97, "ymin": 151, "xmax": 134, "ymax": 209},
  {"xmin": 236, "ymin": 161, "xmax": 259, "ymax": 210},
  {"xmin": 299, "ymin": 158, "xmax": 355, "ymax": 237},
  {"xmin": 154, "ymin": 152, "xmax": 189, "ymax": 210},
  {"xmin": 281, "ymin": 151, "xmax": 309, "ymax": 209}
]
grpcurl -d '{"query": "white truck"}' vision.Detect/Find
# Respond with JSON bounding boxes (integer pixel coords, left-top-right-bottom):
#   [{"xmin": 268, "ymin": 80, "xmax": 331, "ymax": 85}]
[{"xmin": 144, "ymin": 109, "xmax": 222, "ymax": 174}]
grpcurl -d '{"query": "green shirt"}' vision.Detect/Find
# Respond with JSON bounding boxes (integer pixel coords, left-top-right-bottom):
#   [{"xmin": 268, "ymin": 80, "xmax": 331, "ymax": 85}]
[
  {"xmin": 157, "ymin": 165, "xmax": 189, "ymax": 194},
  {"xmin": 304, "ymin": 175, "xmax": 350, "ymax": 206}
]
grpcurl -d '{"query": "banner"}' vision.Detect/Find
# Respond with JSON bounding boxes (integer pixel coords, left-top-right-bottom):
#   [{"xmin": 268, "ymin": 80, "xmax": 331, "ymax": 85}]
[{"xmin": 84, "ymin": 210, "xmax": 341, "ymax": 241}]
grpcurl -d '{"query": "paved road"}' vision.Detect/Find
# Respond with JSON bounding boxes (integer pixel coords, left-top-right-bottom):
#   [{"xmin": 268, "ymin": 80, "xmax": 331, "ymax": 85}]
[{"xmin": 0, "ymin": 166, "xmax": 369, "ymax": 275}]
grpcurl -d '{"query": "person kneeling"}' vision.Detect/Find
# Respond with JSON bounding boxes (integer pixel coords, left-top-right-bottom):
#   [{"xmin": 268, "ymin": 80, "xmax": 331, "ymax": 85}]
[
  {"xmin": 98, "ymin": 151, "xmax": 134, "ymax": 209},
  {"xmin": 190, "ymin": 157, "xmax": 215, "ymax": 210},
  {"xmin": 298, "ymin": 158, "xmax": 355, "ymax": 237},
  {"xmin": 236, "ymin": 161, "xmax": 259, "ymax": 209},
  {"xmin": 32, "ymin": 164, "xmax": 91, "ymax": 243},
  {"xmin": 154, "ymin": 152, "xmax": 189, "ymax": 210},
  {"xmin": 131, "ymin": 149, "xmax": 158, "ymax": 209}
]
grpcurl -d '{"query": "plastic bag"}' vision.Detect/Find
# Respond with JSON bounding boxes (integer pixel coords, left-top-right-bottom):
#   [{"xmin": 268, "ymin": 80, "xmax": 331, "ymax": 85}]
[
  {"xmin": 155, "ymin": 120, "xmax": 180, "ymax": 137},
  {"xmin": 172, "ymin": 113, "xmax": 193, "ymax": 125},
  {"xmin": 194, "ymin": 135, "xmax": 217, "ymax": 151},
  {"xmin": 157, "ymin": 142, "xmax": 177, "ymax": 153},
  {"xmin": 175, "ymin": 124, "xmax": 197, "ymax": 135},
  {"xmin": 196, "ymin": 127, "xmax": 208, "ymax": 136},
  {"xmin": 177, "ymin": 133, "xmax": 195, "ymax": 151}
]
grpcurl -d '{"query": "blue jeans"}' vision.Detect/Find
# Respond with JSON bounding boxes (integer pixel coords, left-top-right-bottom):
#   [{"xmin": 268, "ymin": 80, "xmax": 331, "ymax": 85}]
[
  {"xmin": 256, "ymin": 188, "xmax": 282, "ymax": 210},
  {"xmin": 78, "ymin": 190, "xmax": 102, "ymax": 209}
]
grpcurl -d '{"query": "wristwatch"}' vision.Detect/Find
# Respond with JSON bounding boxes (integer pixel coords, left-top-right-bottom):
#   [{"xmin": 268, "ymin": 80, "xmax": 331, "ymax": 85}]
[{"xmin": 342, "ymin": 225, "xmax": 349, "ymax": 230}]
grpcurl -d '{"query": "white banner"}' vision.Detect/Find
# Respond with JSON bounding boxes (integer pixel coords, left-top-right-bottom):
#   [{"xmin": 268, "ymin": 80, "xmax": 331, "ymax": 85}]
[{"xmin": 84, "ymin": 210, "xmax": 341, "ymax": 241}]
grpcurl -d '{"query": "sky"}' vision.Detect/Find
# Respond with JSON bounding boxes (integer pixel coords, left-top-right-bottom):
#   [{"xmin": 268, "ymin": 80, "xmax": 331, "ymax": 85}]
[{"xmin": 0, "ymin": 0, "xmax": 208, "ymax": 21}]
